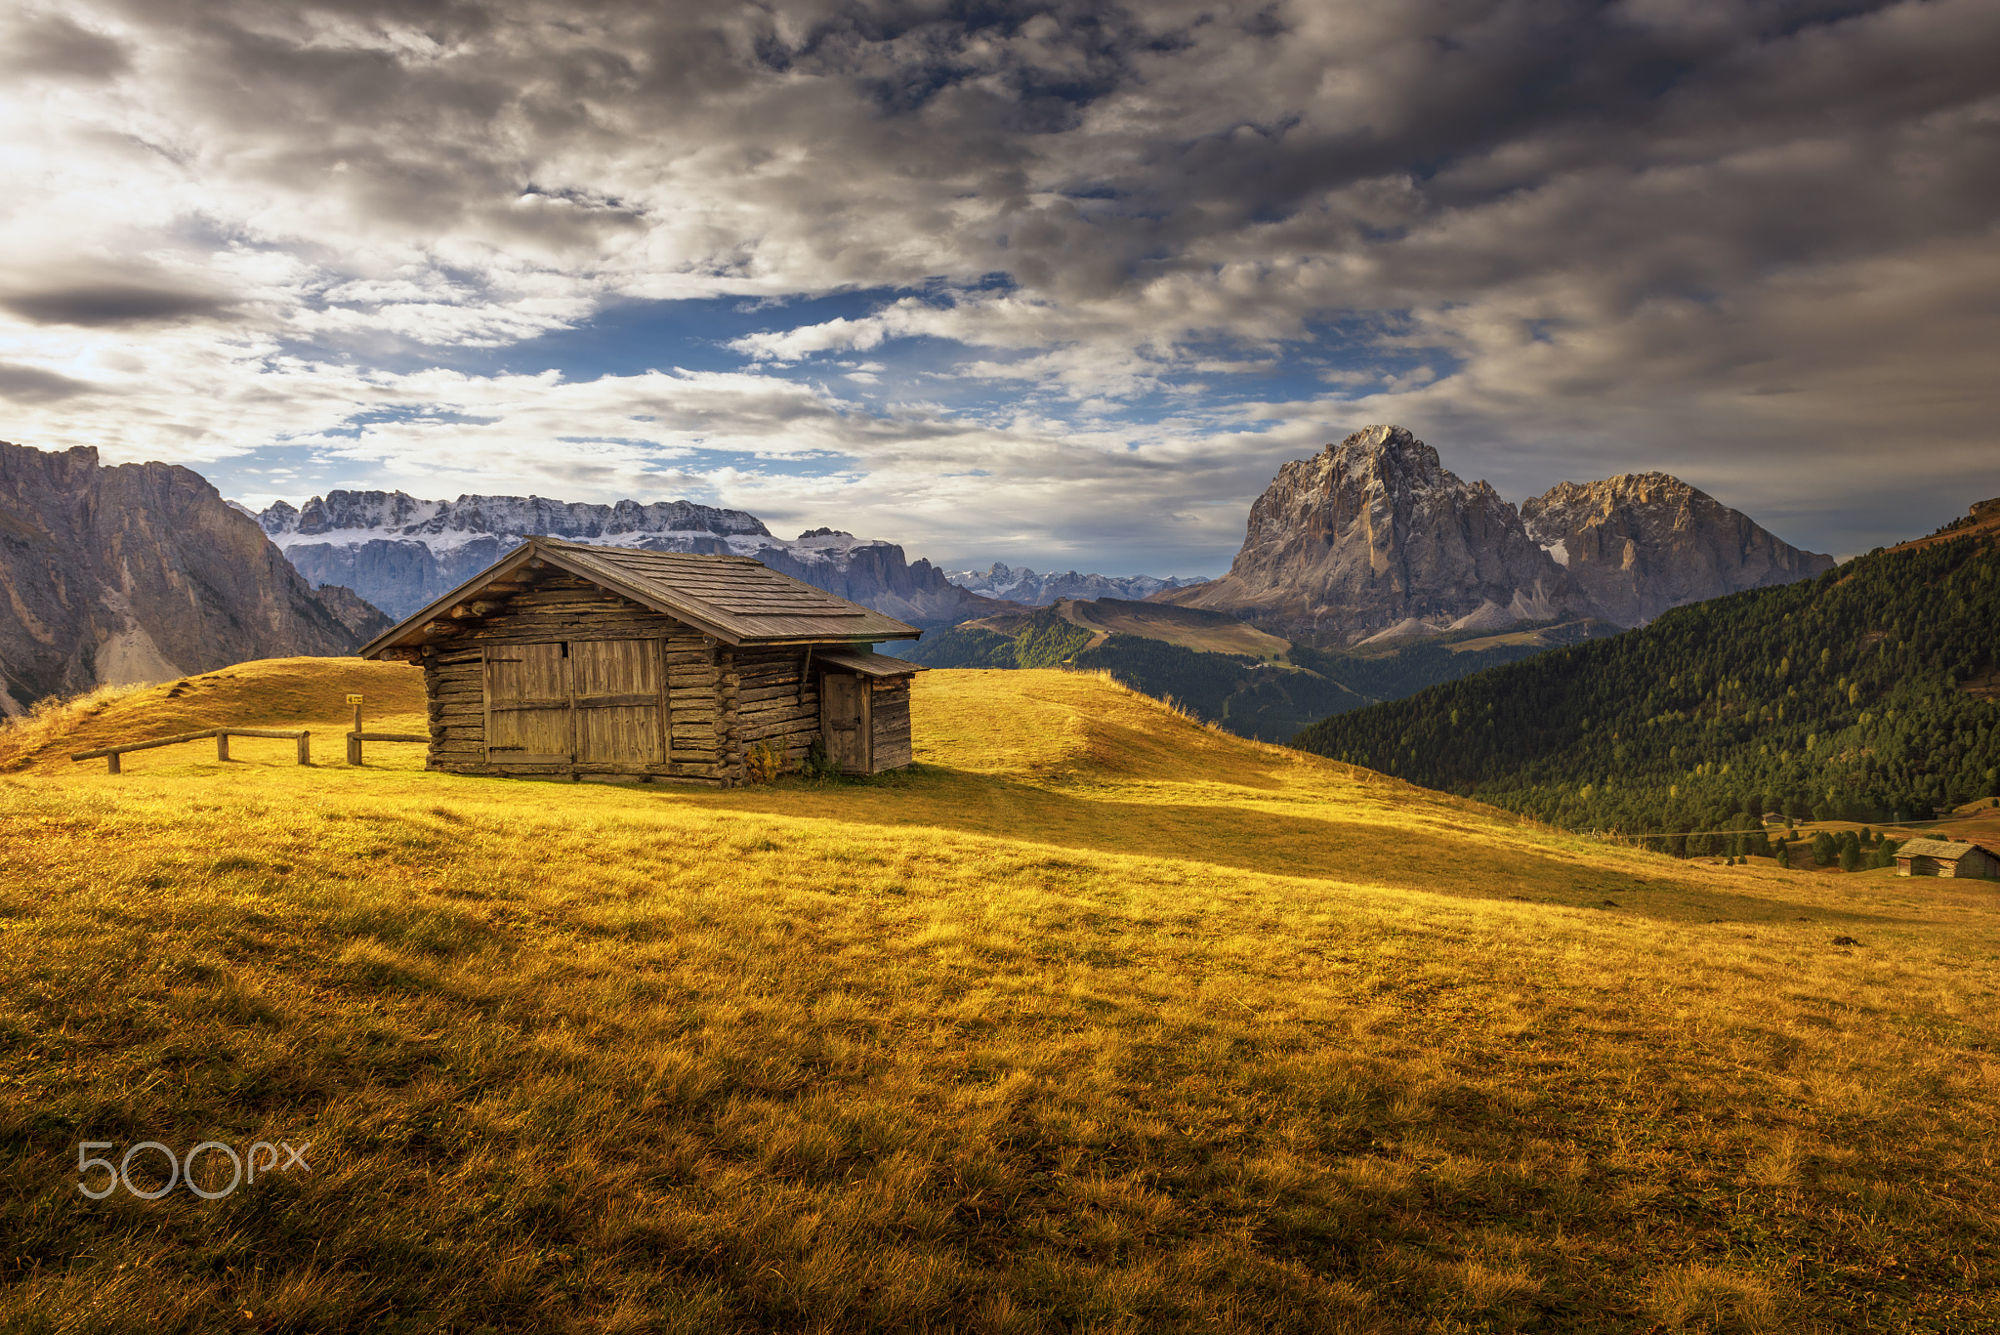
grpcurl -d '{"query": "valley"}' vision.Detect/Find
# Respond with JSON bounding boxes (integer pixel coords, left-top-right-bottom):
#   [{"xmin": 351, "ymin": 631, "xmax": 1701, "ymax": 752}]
[{"xmin": 906, "ymin": 599, "xmax": 1608, "ymax": 741}]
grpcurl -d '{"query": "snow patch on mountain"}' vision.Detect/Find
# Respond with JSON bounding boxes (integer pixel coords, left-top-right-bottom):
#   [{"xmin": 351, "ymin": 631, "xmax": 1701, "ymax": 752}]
[
  {"xmin": 254, "ymin": 491, "xmax": 1003, "ymax": 628},
  {"xmin": 946, "ymin": 562, "xmax": 1204, "ymax": 606}
]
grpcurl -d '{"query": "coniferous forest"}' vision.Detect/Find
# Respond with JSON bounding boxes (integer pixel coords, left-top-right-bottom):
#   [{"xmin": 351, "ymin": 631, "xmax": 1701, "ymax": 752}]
[{"xmin": 1293, "ymin": 534, "xmax": 2000, "ymax": 842}]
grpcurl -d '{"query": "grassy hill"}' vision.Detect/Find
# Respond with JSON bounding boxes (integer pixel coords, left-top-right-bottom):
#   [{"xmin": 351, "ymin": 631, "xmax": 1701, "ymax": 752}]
[
  {"xmin": 954, "ymin": 597, "xmax": 1295, "ymax": 660},
  {"xmin": 907, "ymin": 601, "xmax": 1606, "ymax": 743},
  {"xmin": 3, "ymin": 659, "xmax": 1998, "ymax": 1331},
  {"xmin": 1295, "ymin": 528, "xmax": 2000, "ymax": 842}
]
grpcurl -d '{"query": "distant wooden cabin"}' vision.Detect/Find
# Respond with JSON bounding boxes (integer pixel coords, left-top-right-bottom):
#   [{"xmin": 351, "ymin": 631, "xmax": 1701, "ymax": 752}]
[
  {"xmin": 1894, "ymin": 837, "xmax": 2000, "ymax": 880},
  {"xmin": 360, "ymin": 538, "xmax": 921, "ymax": 784}
]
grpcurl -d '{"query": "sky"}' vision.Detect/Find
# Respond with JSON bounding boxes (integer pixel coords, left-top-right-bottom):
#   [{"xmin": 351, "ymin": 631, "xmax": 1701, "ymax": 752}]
[{"xmin": 2, "ymin": 0, "xmax": 1997, "ymax": 576}]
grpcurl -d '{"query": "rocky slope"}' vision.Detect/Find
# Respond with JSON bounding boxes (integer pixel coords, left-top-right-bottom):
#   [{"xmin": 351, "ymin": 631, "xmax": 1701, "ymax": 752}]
[
  {"xmin": 946, "ymin": 562, "xmax": 1204, "ymax": 605},
  {"xmin": 1170, "ymin": 426, "xmax": 1578, "ymax": 642},
  {"xmin": 1521, "ymin": 473, "xmax": 1833, "ymax": 625},
  {"xmin": 1171, "ymin": 425, "xmax": 1832, "ymax": 644},
  {"xmin": 0, "ymin": 441, "xmax": 377, "ymax": 714},
  {"xmin": 257, "ymin": 494, "xmax": 1004, "ymax": 628}
]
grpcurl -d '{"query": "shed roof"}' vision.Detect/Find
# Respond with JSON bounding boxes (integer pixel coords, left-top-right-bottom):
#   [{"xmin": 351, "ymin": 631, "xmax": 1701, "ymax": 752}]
[
  {"xmin": 1896, "ymin": 837, "xmax": 1985, "ymax": 859},
  {"xmin": 816, "ymin": 647, "xmax": 924, "ymax": 678},
  {"xmin": 361, "ymin": 537, "xmax": 920, "ymax": 656}
]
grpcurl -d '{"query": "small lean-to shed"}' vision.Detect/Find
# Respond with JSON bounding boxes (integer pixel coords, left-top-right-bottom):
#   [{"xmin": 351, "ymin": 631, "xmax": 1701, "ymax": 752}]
[
  {"xmin": 360, "ymin": 538, "xmax": 922, "ymax": 784},
  {"xmin": 1894, "ymin": 837, "xmax": 2000, "ymax": 880}
]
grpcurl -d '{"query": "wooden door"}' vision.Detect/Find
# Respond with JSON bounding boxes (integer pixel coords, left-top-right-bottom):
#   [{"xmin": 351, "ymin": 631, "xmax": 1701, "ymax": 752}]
[
  {"xmin": 570, "ymin": 639, "xmax": 666, "ymax": 767},
  {"xmin": 484, "ymin": 643, "xmax": 571, "ymax": 763},
  {"xmin": 821, "ymin": 672, "xmax": 870, "ymax": 773}
]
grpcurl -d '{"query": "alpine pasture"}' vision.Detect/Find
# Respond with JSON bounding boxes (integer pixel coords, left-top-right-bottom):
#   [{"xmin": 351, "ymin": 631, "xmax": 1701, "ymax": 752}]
[{"xmin": 1, "ymin": 661, "xmax": 1995, "ymax": 1332}]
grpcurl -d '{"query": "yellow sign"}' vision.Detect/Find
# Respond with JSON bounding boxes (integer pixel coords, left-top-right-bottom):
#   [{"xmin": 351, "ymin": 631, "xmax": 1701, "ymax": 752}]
[{"xmin": 345, "ymin": 695, "xmax": 363, "ymax": 705}]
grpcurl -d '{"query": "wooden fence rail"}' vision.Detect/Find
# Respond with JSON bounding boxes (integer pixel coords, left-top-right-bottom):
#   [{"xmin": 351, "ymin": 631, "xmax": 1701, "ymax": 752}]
[
  {"xmin": 72, "ymin": 728, "xmax": 311, "ymax": 774},
  {"xmin": 347, "ymin": 731, "xmax": 429, "ymax": 765}
]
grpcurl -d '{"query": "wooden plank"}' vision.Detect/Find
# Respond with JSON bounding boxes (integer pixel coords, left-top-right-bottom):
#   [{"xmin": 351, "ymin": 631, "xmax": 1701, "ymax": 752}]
[
  {"xmin": 568, "ymin": 691, "xmax": 659, "ymax": 709},
  {"xmin": 821, "ymin": 674, "xmax": 869, "ymax": 773},
  {"xmin": 657, "ymin": 637, "xmax": 672, "ymax": 763},
  {"xmin": 72, "ymin": 728, "xmax": 218, "ymax": 760},
  {"xmin": 571, "ymin": 639, "xmax": 664, "ymax": 767},
  {"xmin": 485, "ymin": 642, "xmax": 570, "ymax": 763},
  {"xmin": 481, "ymin": 645, "xmax": 493, "ymax": 762}
]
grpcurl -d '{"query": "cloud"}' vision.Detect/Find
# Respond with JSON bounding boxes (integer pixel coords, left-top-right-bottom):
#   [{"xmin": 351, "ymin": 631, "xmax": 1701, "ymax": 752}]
[
  {"xmin": 0, "ymin": 0, "xmax": 1993, "ymax": 569},
  {"xmin": 0, "ymin": 281, "xmax": 238, "ymax": 328},
  {"xmin": 0, "ymin": 11, "xmax": 130, "ymax": 81},
  {"xmin": 0, "ymin": 361, "xmax": 98, "ymax": 403}
]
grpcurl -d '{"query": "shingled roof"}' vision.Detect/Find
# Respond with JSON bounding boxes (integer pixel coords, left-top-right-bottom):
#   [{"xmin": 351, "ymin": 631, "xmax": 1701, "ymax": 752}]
[
  {"xmin": 1897, "ymin": 837, "xmax": 1992, "ymax": 859},
  {"xmin": 361, "ymin": 536, "xmax": 920, "ymax": 655}
]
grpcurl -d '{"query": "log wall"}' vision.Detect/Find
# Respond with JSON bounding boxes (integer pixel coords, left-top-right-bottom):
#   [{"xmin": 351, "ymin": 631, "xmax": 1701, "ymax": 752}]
[
  {"xmin": 735, "ymin": 646, "xmax": 825, "ymax": 769},
  {"xmin": 870, "ymin": 677, "xmax": 914, "ymax": 771}
]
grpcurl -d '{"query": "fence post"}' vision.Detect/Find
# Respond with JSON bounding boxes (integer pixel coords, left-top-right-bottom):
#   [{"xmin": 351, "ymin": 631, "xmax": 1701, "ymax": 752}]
[
  {"xmin": 216, "ymin": 733, "xmax": 230, "ymax": 762},
  {"xmin": 298, "ymin": 733, "xmax": 311, "ymax": 766},
  {"xmin": 107, "ymin": 752, "xmax": 120, "ymax": 775},
  {"xmin": 347, "ymin": 694, "xmax": 363, "ymax": 766}
]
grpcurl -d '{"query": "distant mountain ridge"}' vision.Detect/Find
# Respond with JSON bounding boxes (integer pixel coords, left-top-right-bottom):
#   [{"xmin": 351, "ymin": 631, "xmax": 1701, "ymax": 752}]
[
  {"xmin": 945, "ymin": 562, "xmax": 1204, "ymax": 605},
  {"xmin": 1170, "ymin": 425, "xmax": 1833, "ymax": 644},
  {"xmin": 0, "ymin": 441, "xmax": 384, "ymax": 713},
  {"xmin": 257, "ymin": 492, "xmax": 1004, "ymax": 628}
]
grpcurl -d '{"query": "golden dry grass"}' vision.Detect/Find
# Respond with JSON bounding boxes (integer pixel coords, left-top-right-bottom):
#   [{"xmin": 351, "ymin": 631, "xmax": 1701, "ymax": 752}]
[{"xmin": 1, "ymin": 659, "xmax": 1997, "ymax": 1333}]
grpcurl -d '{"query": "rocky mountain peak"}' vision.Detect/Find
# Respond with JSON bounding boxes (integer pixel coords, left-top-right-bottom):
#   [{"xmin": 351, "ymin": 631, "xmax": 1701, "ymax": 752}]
[
  {"xmin": 1172, "ymin": 427, "xmax": 1836, "ymax": 643},
  {"xmin": 1325, "ymin": 423, "xmax": 1438, "ymax": 469},
  {"xmin": 1522, "ymin": 472, "xmax": 1833, "ymax": 626},
  {"xmin": 0, "ymin": 440, "xmax": 374, "ymax": 712},
  {"xmin": 1171, "ymin": 425, "xmax": 1574, "ymax": 642}
]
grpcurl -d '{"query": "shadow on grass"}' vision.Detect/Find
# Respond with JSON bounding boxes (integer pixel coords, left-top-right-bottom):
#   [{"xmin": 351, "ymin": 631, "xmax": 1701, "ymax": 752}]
[{"xmin": 660, "ymin": 765, "xmax": 1889, "ymax": 930}]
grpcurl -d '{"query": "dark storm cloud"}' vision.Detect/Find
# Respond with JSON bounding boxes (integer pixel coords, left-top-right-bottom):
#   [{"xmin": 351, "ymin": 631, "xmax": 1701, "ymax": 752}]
[
  {"xmin": 0, "ymin": 362, "xmax": 98, "ymax": 403},
  {"xmin": 0, "ymin": 283, "xmax": 238, "ymax": 328},
  {"xmin": 0, "ymin": 12, "xmax": 131, "ymax": 80}
]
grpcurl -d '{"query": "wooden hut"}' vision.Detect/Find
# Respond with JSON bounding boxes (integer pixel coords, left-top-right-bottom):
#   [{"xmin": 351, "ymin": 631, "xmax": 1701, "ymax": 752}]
[
  {"xmin": 360, "ymin": 538, "xmax": 921, "ymax": 784},
  {"xmin": 1894, "ymin": 837, "xmax": 2000, "ymax": 880}
]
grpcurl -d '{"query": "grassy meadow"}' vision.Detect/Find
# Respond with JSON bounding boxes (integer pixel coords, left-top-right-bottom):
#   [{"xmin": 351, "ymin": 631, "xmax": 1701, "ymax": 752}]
[{"xmin": 1, "ymin": 659, "xmax": 1997, "ymax": 1332}]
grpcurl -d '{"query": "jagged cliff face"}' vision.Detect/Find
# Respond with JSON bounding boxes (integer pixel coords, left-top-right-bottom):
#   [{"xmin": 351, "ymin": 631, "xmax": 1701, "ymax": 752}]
[
  {"xmin": 1173, "ymin": 426, "xmax": 1578, "ymax": 642},
  {"xmin": 258, "ymin": 495, "xmax": 1003, "ymax": 629},
  {"xmin": 1521, "ymin": 473, "xmax": 1834, "ymax": 627},
  {"xmin": 1175, "ymin": 426, "xmax": 1838, "ymax": 643},
  {"xmin": 946, "ymin": 562, "xmax": 1204, "ymax": 605},
  {"xmin": 0, "ymin": 441, "xmax": 372, "ymax": 714}
]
